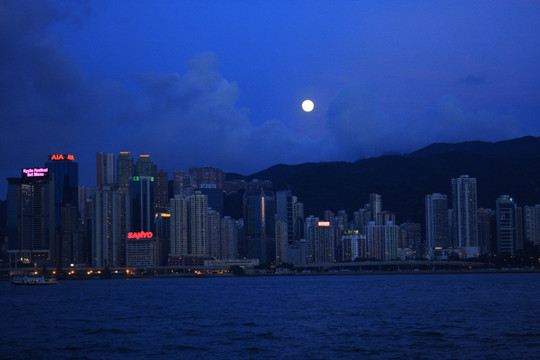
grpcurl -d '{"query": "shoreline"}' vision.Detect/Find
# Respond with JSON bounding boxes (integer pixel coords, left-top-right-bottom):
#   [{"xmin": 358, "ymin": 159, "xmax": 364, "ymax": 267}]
[{"xmin": 3, "ymin": 267, "xmax": 540, "ymax": 281}]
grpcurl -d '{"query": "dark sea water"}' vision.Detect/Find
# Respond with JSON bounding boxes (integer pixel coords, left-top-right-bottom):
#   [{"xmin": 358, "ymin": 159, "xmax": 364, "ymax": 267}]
[{"xmin": 1, "ymin": 273, "xmax": 540, "ymax": 360}]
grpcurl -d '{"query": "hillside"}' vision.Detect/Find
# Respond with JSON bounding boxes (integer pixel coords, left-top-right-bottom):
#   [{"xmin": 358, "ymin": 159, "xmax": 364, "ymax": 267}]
[{"xmin": 226, "ymin": 136, "xmax": 540, "ymax": 225}]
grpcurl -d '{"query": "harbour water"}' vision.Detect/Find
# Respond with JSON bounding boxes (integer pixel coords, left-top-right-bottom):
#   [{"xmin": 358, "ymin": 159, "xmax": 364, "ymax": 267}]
[{"xmin": 1, "ymin": 273, "xmax": 540, "ymax": 359}]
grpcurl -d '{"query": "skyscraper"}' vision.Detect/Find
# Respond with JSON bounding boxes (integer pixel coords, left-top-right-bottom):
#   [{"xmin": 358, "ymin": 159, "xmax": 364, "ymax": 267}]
[
  {"xmin": 189, "ymin": 167, "xmax": 225, "ymax": 188},
  {"xmin": 199, "ymin": 185, "xmax": 224, "ymax": 216},
  {"xmin": 243, "ymin": 189, "xmax": 276, "ymax": 263},
  {"xmin": 398, "ymin": 222, "xmax": 422, "ymax": 257},
  {"xmin": 478, "ymin": 208, "xmax": 496, "ymax": 254},
  {"xmin": 207, "ymin": 209, "xmax": 220, "ymax": 258},
  {"xmin": 425, "ymin": 193, "xmax": 450, "ymax": 252},
  {"xmin": 496, "ymin": 195, "xmax": 517, "ymax": 255},
  {"xmin": 153, "ymin": 168, "xmax": 169, "ymax": 212},
  {"xmin": 220, "ymin": 216, "xmax": 239, "ymax": 260},
  {"xmin": 275, "ymin": 220, "xmax": 288, "ymax": 264},
  {"xmin": 364, "ymin": 222, "xmax": 382, "ymax": 259},
  {"xmin": 523, "ymin": 205, "xmax": 540, "ymax": 244},
  {"xmin": 369, "ymin": 193, "xmax": 382, "ymax": 222},
  {"xmin": 92, "ymin": 186, "xmax": 129, "ymax": 267},
  {"xmin": 135, "ymin": 155, "xmax": 154, "ymax": 177},
  {"xmin": 292, "ymin": 196, "xmax": 304, "ymax": 240},
  {"xmin": 313, "ymin": 221, "xmax": 335, "ymax": 263},
  {"xmin": 451, "ymin": 175, "xmax": 479, "ymax": 258},
  {"xmin": 7, "ymin": 167, "xmax": 55, "ymax": 266},
  {"xmin": 276, "ymin": 189, "xmax": 294, "ymax": 245},
  {"xmin": 189, "ymin": 191, "xmax": 209, "ymax": 256},
  {"xmin": 116, "ymin": 152, "xmax": 134, "ymax": 194},
  {"xmin": 170, "ymin": 195, "xmax": 188, "ymax": 256},
  {"xmin": 381, "ymin": 224, "xmax": 399, "ymax": 261},
  {"xmin": 173, "ymin": 170, "xmax": 190, "ymax": 195},
  {"xmin": 129, "ymin": 176, "xmax": 155, "ymax": 233},
  {"xmin": 45, "ymin": 154, "xmax": 78, "ymax": 228},
  {"xmin": 96, "ymin": 152, "xmax": 115, "ymax": 187}
]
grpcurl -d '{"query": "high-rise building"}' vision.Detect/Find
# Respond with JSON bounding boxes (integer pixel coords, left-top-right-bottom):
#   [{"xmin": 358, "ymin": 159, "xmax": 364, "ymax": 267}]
[
  {"xmin": 516, "ymin": 206, "xmax": 524, "ymax": 252},
  {"xmin": 60, "ymin": 203, "xmax": 84, "ymax": 267},
  {"xmin": 129, "ymin": 176, "xmax": 155, "ymax": 233},
  {"xmin": 243, "ymin": 189, "xmax": 276, "ymax": 263},
  {"xmin": 292, "ymin": 196, "xmax": 304, "ymax": 240},
  {"xmin": 364, "ymin": 222, "xmax": 382, "ymax": 259},
  {"xmin": 398, "ymin": 222, "xmax": 422, "ymax": 257},
  {"xmin": 189, "ymin": 191, "xmax": 209, "ymax": 256},
  {"xmin": 376, "ymin": 211, "xmax": 395, "ymax": 226},
  {"xmin": 369, "ymin": 193, "xmax": 382, "ymax": 222},
  {"xmin": 207, "ymin": 209, "xmax": 221, "ymax": 259},
  {"xmin": 220, "ymin": 216, "xmax": 239, "ymax": 260},
  {"xmin": 313, "ymin": 221, "xmax": 335, "ymax": 263},
  {"xmin": 478, "ymin": 208, "xmax": 496, "ymax": 255},
  {"xmin": 116, "ymin": 152, "xmax": 134, "ymax": 194},
  {"xmin": 7, "ymin": 167, "xmax": 55, "ymax": 266},
  {"xmin": 496, "ymin": 195, "xmax": 518, "ymax": 256},
  {"xmin": 92, "ymin": 186, "xmax": 129, "ymax": 267},
  {"xmin": 340, "ymin": 232, "xmax": 361, "ymax": 261},
  {"xmin": 153, "ymin": 169, "xmax": 169, "ymax": 212},
  {"xmin": 276, "ymin": 190, "xmax": 294, "ymax": 245},
  {"xmin": 425, "ymin": 193, "xmax": 450, "ymax": 252},
  {"xmin": 336, "ymin": 210, "xmax": 348, "ymax": 231},
  {"xmin": 173, "ymin": 170, "xmax": 191, "ymax": 195},
  {"xmin": 200, "ymin": 185, "xmax": 224, "ymax": 216},
  {"xmin": 77, "ymin": 185, "xmax": 91, "ymax": 219},
  {"xmin": 523, "ymin": 205, "xmax": 540, "ymax": 244},
  {"xmin": 452, "ymin": 175, "xmax": 479, "ymax": 258},
  {"xmin": 96, "ymin": 152, "xmax": 115, "ymax": 187},
  {"xmin": 304, "ymin": 215, "xmax": 319, "ymax": 263},
  {"xmin": 135, "ymin": 155, "xmax": 154, "ymax": 177},
  {"xmin": 189, "ymin": 167, "xmax": 225, "ymax": 188},
  {"xmin": 381, "ymin": 224, "xmax": 399, "ymax": 260},
  {"xmin": 45, "ymin": 154, "xmax": 78, "ymax": 229},
  {"xmin": 323, "ymin": 210, "xmax": 335, "ymax": 225},
  {"xmin": 170, "ymin": 195, "xmax": 188, "ymax": 256},
  {"xmin": 154, "ymin": 212, "xmax": 170, "ymax": 266},
  {"xmin": 353, "ymin": 208, "xmax": 370, "ymax": 230},
  {"xmin": 275, "ymin": 220, "xmax": 288, "ymax": 264}
]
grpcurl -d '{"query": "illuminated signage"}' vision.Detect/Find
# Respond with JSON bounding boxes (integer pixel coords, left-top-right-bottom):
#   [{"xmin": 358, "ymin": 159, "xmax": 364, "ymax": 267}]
[
  {"xmin": 49, "ymin": 154, "xmax": 75, "ymax": 161},
  {"xmin": 132, "ymin": 176, "xmax": 140, "ymax": 181},
  {"xmin": 127, "ymin": 231, "xmax": 153, "ymax": 239},
  {"xmin": 317, "ymin": 221, "xmax": 331, "ymax": 227},
  {"xmin": 22, "ymin": 167, "xmax": 49, "ymax": 178},
  {"xmin": 155, "ymin": 213, "xmax": 171, "ymax": 219}
]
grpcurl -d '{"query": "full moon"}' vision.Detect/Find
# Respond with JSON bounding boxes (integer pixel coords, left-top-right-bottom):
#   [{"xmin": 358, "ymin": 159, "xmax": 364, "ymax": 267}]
[{"xmin": 302, "ymin": 99, "xmax": 314, "ymax": 112}]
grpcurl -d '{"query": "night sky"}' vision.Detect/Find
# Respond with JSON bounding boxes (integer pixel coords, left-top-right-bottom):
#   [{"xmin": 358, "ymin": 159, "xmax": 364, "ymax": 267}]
[{"xmin": 2, "ymin": 1, "xmax": 540, "ymax": 197}]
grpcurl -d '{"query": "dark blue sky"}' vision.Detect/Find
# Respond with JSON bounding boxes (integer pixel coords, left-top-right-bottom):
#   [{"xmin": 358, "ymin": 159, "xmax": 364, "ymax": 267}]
[{"xmin": 2, "ymin": 1, "xmax": 540, "ymax": 197}]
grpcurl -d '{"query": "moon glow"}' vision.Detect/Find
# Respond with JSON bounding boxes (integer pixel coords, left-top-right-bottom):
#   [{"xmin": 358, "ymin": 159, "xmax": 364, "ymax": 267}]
[{"xmin": 302, "ymin": 99, "xmax": 314, "ymax": 112}]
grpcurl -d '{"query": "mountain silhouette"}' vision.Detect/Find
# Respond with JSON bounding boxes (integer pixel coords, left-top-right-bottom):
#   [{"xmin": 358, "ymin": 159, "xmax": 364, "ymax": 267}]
[{"xmin": 226, "ymin": 136, "xmax": 540, "ymax": 227}]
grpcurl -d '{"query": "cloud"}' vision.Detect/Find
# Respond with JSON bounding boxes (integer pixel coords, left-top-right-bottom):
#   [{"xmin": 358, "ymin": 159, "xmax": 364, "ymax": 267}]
[
  {"xmin": 324, "ymin": 83, "xmax": 526, "ymax": 159},
  {"xmin": 0, "ymin": 0, "xmax": 535, "ymax": 198},
  {"xmin": 130, "ymin": 53, "xmax": 321, "ymax": 173},
  {"xmin": 0, "ymin": 0, "xmax": 321, "ymax": 197}
]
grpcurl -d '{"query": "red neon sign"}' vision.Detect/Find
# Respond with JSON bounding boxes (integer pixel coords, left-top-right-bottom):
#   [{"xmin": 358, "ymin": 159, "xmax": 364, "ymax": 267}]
[
  {"xmin": 127, "ymin": 231, "xmax": 153, "ymax": 239},
  {"xmin": 49, "ymin": 154, "xmax": 75, "ymax": 161}
]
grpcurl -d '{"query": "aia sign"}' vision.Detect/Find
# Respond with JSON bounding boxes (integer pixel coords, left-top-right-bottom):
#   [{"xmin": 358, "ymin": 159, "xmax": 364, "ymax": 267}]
[
  {"xmin": 127, "ymin": 231, "xmax": 153, "ymax": 239},
  {"xmin": 49, "ymin": 154, "xmax": 75, "ymax": 161}
]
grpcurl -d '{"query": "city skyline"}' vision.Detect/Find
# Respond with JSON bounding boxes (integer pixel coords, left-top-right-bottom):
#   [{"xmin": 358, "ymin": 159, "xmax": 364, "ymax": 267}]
[
  {"xmin": 5, "ymin": 147, "xmax": 539, "ymax": 269},
  {"xmin": 2, "ymin": 1, "xmax": 540, "ymax": 198}
]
